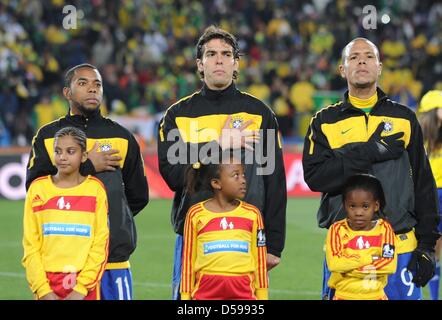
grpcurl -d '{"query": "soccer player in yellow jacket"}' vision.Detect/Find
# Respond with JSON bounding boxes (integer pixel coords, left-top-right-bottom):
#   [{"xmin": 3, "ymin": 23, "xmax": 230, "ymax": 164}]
[
  {"xmin": 180, "ymin": 152, "xmax": 268, "ymax": 300},
  {"xmin": 418, "ymin": 91, "xmax": 442, "ymax": 300},
  {"xmin": 326, "ymin": 174, "xmax": 397, "ymax": 300},
  {"xmin": 22, "ymin": 127, "xmax": 109, "ymax": 300}
]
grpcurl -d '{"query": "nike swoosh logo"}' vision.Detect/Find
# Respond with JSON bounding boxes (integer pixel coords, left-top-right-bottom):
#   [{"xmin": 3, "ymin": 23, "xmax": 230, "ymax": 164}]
[
  {"xmin": 195, "ymin": 127, "xmax": 208, "ymax": 132},
  {"xmin": 341, "ymin": 128, "xmax": 353, "ymax": 134}
]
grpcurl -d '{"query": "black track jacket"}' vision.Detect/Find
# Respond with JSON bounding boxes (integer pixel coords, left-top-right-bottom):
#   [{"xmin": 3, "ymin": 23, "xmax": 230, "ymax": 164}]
[
  {"xmin": 158, "ymin": 83, "xmax": 287, "ymax": 257},
  {"xmin": 303, "ymin": 88, "xmax": 439, "ymax": 249},
  {"xmin": 26, "ymin": 109, "xmax": 149, "ymax": 263}
]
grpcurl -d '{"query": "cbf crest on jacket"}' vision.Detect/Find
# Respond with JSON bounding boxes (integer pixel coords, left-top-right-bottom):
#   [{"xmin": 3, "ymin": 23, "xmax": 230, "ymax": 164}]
[
  {"xmin": 303, "ymin": 88, "xmax": 439, "ymax": 249},
  {"xmin": 158, "ymin": 83, "xmax": 287, "ymax": 258}
]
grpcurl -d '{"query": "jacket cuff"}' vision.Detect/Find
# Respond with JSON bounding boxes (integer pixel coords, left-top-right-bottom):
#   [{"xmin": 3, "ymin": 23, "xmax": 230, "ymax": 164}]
[
  {"xmin": 80, "ymin": 159, "xmax": 96, "ymax": 176},
  {"xmin": 417, "ymin": 241, "xmax": 437, "ymax": 253},
  {"xmin": 255, "ymin": 288, "xmax": 268, "ymax": 300},
  {"xmin": 267, "ymin": 247, "xmax": 281, "ymax": 258},
  {"xmin": 206, "ymin": 140, "xmax": 223, "ymax": 155},
  {"xmin": 416, "ymin": 231, "xmax": 441, "ymax": 252}
]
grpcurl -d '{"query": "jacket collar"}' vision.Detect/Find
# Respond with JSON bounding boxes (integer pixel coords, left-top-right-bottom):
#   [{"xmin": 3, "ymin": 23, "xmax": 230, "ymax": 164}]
[
  {"xmin": 340, "ymin": 87, "xmax": 388, "ymax": 112},
  {"xmin": 66, "ymin": 107, "xmax": 102, "ymax": 124},
  {"xmin": 200, "ymin": 82, "xmax": 236, "ymax": 100}
]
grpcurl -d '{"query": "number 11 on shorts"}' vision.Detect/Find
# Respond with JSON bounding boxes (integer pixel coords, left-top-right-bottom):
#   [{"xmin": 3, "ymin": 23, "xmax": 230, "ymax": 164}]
[{"xmin": 115, "ymin": 276, "xmax": 131, "ymax": 300}]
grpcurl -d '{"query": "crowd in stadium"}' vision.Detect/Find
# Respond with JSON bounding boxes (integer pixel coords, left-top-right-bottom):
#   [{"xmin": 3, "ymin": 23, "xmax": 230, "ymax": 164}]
[{"xmin": 0, "ymin": 0, "xmax": 441, "ymax": 147}]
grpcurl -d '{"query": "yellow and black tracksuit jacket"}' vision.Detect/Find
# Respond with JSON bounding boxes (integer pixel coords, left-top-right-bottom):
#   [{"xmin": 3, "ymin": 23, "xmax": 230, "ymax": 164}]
[
  {"xmin": 26, "ymin": 109, "xmax": 149, "ymax": 266},
  {"xmin": 303, "ymin": 88, "xmax": 440, "ymax": 250},
  {"xmin": 158, "ymin": 83, "xmax": 287, "ymax": 257}
]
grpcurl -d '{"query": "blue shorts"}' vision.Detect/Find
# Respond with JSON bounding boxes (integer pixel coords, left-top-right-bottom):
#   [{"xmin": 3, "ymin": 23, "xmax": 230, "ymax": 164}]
[
  {"xmin": 323, "ymin": 251, "xmax": 422, "ymax": 300},
  {"xmin": 321, "ymin": 258, "xmax": 334, "ymax": 300},
  {"xmin": 172, "ymin": 234, "xmax": 183, "ymax": 300},
  {"xmin": 100, "ymin": 268, "xmax": 133, "ymax": 300},
  {"xmin": 384, "ymin": 252, "xmax": 422, "ymax": 300}
]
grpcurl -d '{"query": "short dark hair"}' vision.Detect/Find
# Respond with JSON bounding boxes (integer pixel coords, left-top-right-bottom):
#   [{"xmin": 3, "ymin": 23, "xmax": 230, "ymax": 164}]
[
  {"xmin": 342, "ymin": 174, "xmax": 386, "ymax": 215},
  {"xmin": 64, "ymin": 63, "xmax": 98, "ymax": 88},
  {"xmin": 185, "ymin": 150, "xmax": 242, "ymax": 195},
  {"xmin": 196, "ymin": 26, "xmax": 240, "ymax": 60},
  {"xmin": 54, "ymin": 126, "xmax": 87, "ymax": 152},
  {"xmin": 196, "ymin": 25, "xmax": 240, "ymax": 80}
]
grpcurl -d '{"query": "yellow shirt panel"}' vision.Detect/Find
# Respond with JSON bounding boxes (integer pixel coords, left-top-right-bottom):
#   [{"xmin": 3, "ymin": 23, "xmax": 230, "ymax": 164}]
[{"xmin": 175, "ymin": 113, "xmax": 263, "ymax": 143}]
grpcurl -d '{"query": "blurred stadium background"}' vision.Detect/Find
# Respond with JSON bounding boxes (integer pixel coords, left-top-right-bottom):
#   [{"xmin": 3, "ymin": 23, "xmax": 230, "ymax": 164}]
[{"xmin": 0, "ymin": 0, "xmax": 440, "ymax": 299}]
